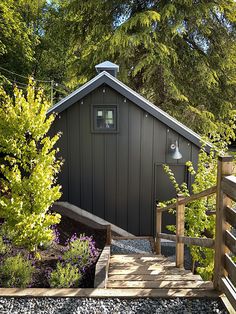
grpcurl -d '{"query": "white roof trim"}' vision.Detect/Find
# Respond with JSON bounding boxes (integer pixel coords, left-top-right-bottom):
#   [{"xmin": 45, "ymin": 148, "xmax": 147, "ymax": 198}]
[{"xmin": 48, "ymin": 71, "xmax": 105, "ymax": 114}]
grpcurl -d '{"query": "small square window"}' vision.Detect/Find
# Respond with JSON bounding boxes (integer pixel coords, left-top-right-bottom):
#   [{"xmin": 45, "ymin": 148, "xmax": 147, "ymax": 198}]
[{"xmin": 92, "ymin": 106, "xmax": 117, "ymax": 132}]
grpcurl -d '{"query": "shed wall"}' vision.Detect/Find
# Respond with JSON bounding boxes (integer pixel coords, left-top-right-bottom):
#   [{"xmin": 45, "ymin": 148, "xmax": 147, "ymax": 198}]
[{"xmin": 51, "ymin": 84, "xmax": 199, "ymax": 235}]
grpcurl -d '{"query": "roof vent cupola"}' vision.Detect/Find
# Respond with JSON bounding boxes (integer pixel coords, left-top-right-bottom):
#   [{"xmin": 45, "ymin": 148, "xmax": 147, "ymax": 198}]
[{"xmin": 95, "ymin": 61, "xmax": 119, "ymax": 78}]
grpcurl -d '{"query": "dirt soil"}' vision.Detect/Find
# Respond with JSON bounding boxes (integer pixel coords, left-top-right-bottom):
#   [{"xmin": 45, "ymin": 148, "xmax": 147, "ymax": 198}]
[{"xmin": 1, "ymin": 214, "xmax": 107, "ymax": 288}]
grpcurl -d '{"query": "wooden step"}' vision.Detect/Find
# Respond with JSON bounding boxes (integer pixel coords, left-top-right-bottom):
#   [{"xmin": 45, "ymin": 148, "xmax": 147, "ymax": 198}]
[
  {"xmin": 108, "ymin": 267, "xmax": 192, "ymax": 275},
  {"xmin": 108, "ymin": 274, "xmax": 203, "ymax": 281},
  {"xmin": 110, "ymin": 254, "xmax": 164, "ymax": 259},
  {"xmin": 107, "ymin": 280, "xmax": 213, "ymax": 289}
]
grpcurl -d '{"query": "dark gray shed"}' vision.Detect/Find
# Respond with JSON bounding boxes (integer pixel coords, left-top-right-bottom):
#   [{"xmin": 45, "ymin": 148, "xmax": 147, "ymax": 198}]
[{"xmin": 49, "ymin": 61, "xmax": 210, "ymax": 235}]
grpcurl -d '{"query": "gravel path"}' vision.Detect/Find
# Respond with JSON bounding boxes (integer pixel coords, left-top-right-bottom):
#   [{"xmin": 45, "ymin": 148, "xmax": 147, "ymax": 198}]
[
  {"xmin": 0, "ymin": 297, "xmax": 227, "ymax": 314},
  {"xmin": 111, "ymin": 239, "xmax": 152, "ymax": 254}
]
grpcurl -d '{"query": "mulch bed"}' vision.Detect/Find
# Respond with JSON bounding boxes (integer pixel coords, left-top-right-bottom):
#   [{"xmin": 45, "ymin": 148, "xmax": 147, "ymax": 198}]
[{"xmin": 0, "ymin": 214, "xmax": 108, "ymax": 288}]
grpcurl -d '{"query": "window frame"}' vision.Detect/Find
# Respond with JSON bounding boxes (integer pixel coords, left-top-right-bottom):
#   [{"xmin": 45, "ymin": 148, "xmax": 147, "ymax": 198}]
[{"xmin": 91, "ymin": 104, "xmax": 119, "ymax": 133}]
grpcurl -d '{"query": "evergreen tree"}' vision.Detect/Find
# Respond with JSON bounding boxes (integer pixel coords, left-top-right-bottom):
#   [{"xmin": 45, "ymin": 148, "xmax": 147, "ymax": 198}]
[
  {"xmin": 61, "ymin": 0, "xmax": 236, "ymax": 138},
  {"xmin": 0, "ymin": 81, "xmax": 62, "ymax": 252}
]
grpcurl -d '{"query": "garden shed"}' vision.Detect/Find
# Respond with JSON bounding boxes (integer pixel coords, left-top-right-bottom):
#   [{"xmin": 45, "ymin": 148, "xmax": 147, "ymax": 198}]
[{"xmin": 48, "ymin": 61, "xmax": 210, "ymax": 236}]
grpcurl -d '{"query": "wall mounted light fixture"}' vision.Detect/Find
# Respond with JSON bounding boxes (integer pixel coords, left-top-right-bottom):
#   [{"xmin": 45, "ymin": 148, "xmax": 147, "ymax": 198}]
[{"xmin": 170, "ymin": 140, "xmax": 182, "ymax": 160}]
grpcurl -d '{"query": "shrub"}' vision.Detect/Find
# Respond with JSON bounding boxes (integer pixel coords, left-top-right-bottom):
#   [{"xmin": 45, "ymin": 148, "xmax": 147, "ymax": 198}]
[
  {"xmin": 0, "ymin": 81, "xmax": 62, "ymax": 252},
  {"xmin": 49, "ymin": 262, "xmax": 81, "ymax": 288},
  {"xmin": 0, "ymin": 236, "xmax": 8, "ymax": 255},
  {"xmin": 63, "ymin": 234, "xmax": 99, "ymax": 269},
  {"xmin": 0, "ymin": 254, "xmax": 34, "ymax": 287}
]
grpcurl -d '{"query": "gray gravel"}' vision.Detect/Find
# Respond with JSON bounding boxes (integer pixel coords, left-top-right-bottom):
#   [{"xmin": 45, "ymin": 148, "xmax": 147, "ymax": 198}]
[
  {"xmin": 0, "ymin": 297, "xmax": 227, "ymax": 314},
  {"xmin": 111, "ymin": 239, "xmax": 152, "ymax": 254}
]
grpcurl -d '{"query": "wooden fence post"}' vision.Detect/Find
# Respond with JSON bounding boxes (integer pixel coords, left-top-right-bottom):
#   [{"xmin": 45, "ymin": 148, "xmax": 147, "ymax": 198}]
[
  {"xmin": 106, "ymin": 224, "xmax": 111, "ymax": 245},
  {"xmin": 155, "ymin": 205, "xmax": 162, "ymax": 255},
  {"xmin": 213, "ymin": 156, "xmax": 233, "ymax": 290},
  {"xmin": 176, "ymin": 194, "xmax": 185, "ymax": 268}
]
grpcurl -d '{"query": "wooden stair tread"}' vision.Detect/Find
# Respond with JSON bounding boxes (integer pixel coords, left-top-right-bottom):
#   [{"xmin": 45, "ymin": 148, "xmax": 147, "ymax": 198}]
[
  {"xmin": 108, "ymin": 268, "xmax": 192, "ymax": 275},
  {"xmin": 110, "ymin": 254, "xmax": 165, "ymax": 259},
  {"xmin": 107, "ymin": 280, "xmax": 213, "ymax": 289},
  {"xmin": 108, "ymin": 274, "xmax": 203, "ymax": 281},
  {"xmin": 107, "ymin": 253, "xmax": 212, "ymax": 294}
]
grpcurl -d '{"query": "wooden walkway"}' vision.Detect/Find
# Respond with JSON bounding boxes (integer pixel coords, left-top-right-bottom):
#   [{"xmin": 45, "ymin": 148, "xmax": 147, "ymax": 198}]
[{"xmin": 106, "ymin": 252, "xmax": 214, "ymax": 292}]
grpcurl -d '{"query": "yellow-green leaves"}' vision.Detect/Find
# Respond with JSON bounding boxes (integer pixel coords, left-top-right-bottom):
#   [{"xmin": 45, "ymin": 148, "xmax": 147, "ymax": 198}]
[{"xmin": 0, "ymin": 82, "xmax": 62, "ymax": 251}]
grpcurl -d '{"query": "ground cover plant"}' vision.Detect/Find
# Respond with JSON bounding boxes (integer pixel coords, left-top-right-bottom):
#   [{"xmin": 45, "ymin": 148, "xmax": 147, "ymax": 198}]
[{"xmin": 0, "ymin": 220, "xmax": 100, "ymax": 288}]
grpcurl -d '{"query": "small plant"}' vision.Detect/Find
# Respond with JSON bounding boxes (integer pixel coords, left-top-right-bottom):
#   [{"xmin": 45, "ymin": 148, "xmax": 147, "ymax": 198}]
[
  {"xmin": 63, "ymin": 234, "xmax": 99, "ymax": 269},
  {"xmin": 0, "ymin": 254, "xmax": 34, "ymax": 287},
  {"xmin": 49, "ymin": 262, "xmax": 81, "ymax": 288},
  {"xmin": 0, "ymin": 236, "xmax": 8, "ymax": 255},
  {"xmin": 48, "ymin": 234, "xmax": 99, "ymax": 288}
]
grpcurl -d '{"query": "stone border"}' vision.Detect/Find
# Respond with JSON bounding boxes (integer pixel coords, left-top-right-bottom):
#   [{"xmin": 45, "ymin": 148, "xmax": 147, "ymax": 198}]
[{"xmin": 94, "ymin": 245, "xmax": 111, "ymax": 288}]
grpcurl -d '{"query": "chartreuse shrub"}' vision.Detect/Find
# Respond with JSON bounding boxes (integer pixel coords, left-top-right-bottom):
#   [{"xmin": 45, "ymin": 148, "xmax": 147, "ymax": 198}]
[
  {"xmin": 0, "ymin": 254, "xmax": 34, "ymax": 287},
  {"xmin": 0, "ymin": 82, "xmax": 62, "ymax": 252},
  {"xmin": 161, "ymin": 138, "xmax": 235, "ymax": 280},
  {"xmin": 49, "ymin": 234, "xmax": 99, "ymax": 288},
  {"xmin": 49, "ymin": 262, "xmax": 81, "ymax": 288}
]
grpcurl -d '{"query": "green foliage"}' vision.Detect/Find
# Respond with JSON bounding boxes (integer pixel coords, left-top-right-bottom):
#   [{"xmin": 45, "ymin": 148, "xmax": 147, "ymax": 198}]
[
  {"xmin": 0, "ymin": 0, "xmax": 37, "ymax": 79},
  {"xmin": 0, "ymin": 236, "xmax": 8, "ymax": 255},
  {"xmin": 1, "ymin": 1, "xmax": 236, "ymax": 135},
  {"xmin": 63, "ymin": 236, "xmax": 90, "ymax": 268},
  {"xmin": 58, "ymin": 0, "xmax": 236, "ymax": 138},
  {"xmin": 162, "ymin": 137, "xmax": 230, "ymax": 280},
  {"xmin": 0, "ymin": 82, "xmax": 62, "ymax": 251},
  {"xmin": 0, "ymin": 254, "xmax": 34, "ymax": 288},
  {"xmin": 49, "ymin": 262, "xmax": 81, "ymax": 288}
]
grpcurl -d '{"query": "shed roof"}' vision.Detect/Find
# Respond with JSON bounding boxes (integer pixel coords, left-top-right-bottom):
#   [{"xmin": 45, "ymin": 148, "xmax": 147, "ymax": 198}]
[{"xmin": 48, "ymin": 71, "xmax": 211, "ymax": 150}]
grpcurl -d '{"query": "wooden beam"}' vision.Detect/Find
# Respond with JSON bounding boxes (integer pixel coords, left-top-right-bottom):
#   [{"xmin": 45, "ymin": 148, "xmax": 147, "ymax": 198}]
[
  {"xmin": 156, "ymin": 186, "xmax": 216, "ymax": 213},
  {"xmin": 221, "ymin": 176, "xmax": 236, "ymax": 201},
  {"xmin": 225, "ymin": 230, "xmax": 236, "ymax": 255},
  {"xmin": 106, "ymin": 225, "xmax": 111, "ymax": 245},
  {"xmin": 176, "ymin": 194, "xmax": 185, "ymax": 268},
  {"xmin": 178, "ymin": 186, "xmax": 217, "ymax": 205},
  {"xmin": 107, "ymin": 280, "xmax": 213, "ymax": 289},
  {"xmin": 220, "ymin": 277, "xmax": 236, "ymax": 311},
  {"xmin": 225, "ymin": 206, "xmax": 236, "ymax": 228},
  {"xmin": 155, "ymin": 206, "xmax": 162, "ymax": 254},
  {"xmin": 179, "ymin": 236, "xmax": 215, "ymax": 248},
  {"xmin": 220, "ymin": 294, "xmax": 236, "ymax": 314},
  {"xmin": 213, "ymin": 156, "xmax": 233, "ymax": 290},
  {"xmin": 108, "ymin": 274, "xmax": 203, "ymax": 281},
  {"xmin": 94, "ymin": 246, "xmax": 110, "ymax": 288},
  {"xmin": 157, "ymin": 233, "xmax": 176, "ymax": 241},
  {"xmin": 0, "ymin": 288, "xmax": 220, "ymax": 298},
  {"xmin": 157, "ymin": 203, "xmax": 176, "ymax": 213},
  {"xmin": 157, "ymin": 233, "xmax": 214, "ymax": 248},
  {"xmin": 224, "ymin": 253, "xmax": 236, "ymax": 287}
]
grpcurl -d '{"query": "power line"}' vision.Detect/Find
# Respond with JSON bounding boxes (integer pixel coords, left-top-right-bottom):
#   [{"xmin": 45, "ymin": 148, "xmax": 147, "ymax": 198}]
[
  {"xmin": 4, "ymin": 78, "xmax": 45, "ymax": 91},
  {"xmin": 0, "ymin": 65, "xmax": 51, "ymax": 83}
]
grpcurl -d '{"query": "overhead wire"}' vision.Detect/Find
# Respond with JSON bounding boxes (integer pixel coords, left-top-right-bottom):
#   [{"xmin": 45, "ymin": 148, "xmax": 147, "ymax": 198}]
[{"xmin": 0, "ymin": 65, "xmax": 51, "ymax": 83}]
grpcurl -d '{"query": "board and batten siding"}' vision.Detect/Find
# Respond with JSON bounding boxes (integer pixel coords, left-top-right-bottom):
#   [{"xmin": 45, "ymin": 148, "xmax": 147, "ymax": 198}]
[{"xmin": 51, "ymin": 84, "xmax": 199, "ymax": 235}]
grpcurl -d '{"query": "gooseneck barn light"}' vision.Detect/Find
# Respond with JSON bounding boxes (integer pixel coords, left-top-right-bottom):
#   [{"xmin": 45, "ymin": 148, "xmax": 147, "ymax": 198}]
[{"xmin": 170, "ymin": 140, "xmax": 182, "ymax": 160}]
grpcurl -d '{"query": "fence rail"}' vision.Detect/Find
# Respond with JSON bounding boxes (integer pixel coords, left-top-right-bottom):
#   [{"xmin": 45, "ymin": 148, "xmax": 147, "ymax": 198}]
[{"xmin": 155, "ymin": 156, "xmax": 236, "ymax": 311}]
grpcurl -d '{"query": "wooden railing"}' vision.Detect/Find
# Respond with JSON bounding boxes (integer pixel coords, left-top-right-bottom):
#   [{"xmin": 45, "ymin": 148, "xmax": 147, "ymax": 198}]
[
  {"xmin": 155, "ymin": 156, "xmax": 236, "ymax": 309},
  {"xmin": 213, "ymin": 156, "xmax": 236, "ymax": 309}
]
